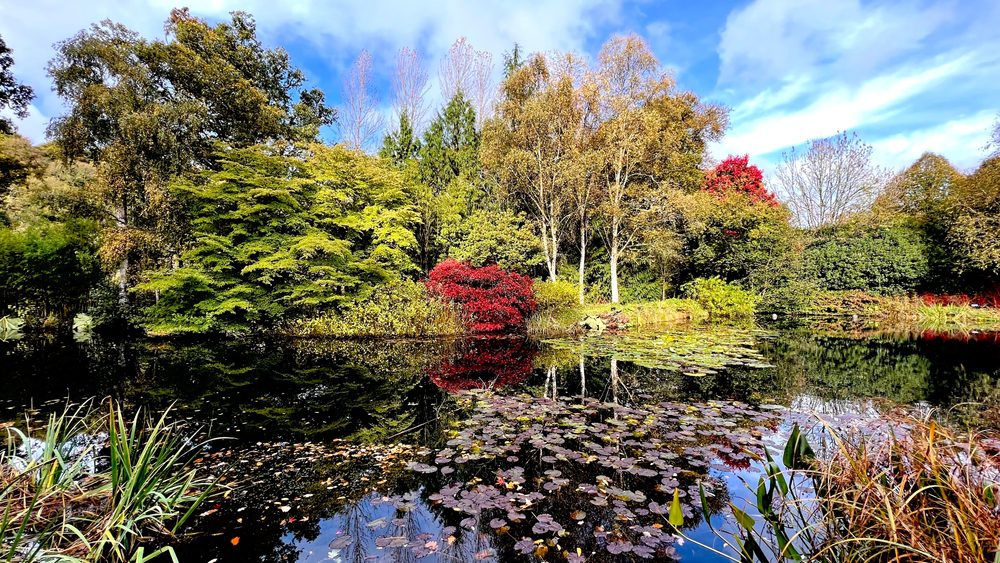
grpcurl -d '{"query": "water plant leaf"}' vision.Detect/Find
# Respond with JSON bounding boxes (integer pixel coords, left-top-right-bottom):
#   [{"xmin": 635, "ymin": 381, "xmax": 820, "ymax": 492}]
[
  {"xmin": 731, "ymin": 504, "xmax": 755, "ymax": 532},
  {"xmin": 668, "ymin": 489, "xmax": 684, "ymax": 526}
]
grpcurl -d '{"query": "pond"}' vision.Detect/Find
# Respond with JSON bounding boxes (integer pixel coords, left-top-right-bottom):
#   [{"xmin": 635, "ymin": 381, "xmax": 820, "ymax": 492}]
[{"xmin": 2, "ymin": 322, "xmax": 999, "ymax": 561}]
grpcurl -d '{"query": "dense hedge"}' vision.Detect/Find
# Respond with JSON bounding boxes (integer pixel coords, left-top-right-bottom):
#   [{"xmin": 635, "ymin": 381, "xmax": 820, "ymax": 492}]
[{"xmin": 803, "ymin": 225, "xmax": 929, "ymax": 295}]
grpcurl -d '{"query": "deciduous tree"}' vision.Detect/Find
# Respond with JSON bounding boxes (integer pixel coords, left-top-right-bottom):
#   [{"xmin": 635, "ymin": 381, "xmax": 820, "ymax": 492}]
[
  {"xmin": 775, "ymin": 132, "xmax": 889, "ymax": 229},
  {"xmin": 47, "ymin": 9, "xmax": 334, "ymax": 302},
  {"xmin": 0, "ymin": 34, "xmax": 34, "ymax": 135},
  {"xmin": 391, "ymin": 47, "xmax": 430, "ymax": 133},
  {"xmin": 591, "ymin": 34, "xmax": 725, "ymax": 302},
  {"xmin": 482, "ymin": 53, "xmax": 585, "ymax": 282},
  {"xmin": 341, "ymin": 49, "xmax": 384, "ymax": 151}
]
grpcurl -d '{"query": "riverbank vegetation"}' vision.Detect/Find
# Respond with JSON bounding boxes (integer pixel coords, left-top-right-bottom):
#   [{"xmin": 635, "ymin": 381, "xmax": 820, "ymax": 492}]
[
  {"xmin": 1, "ymin": 12, "xmax": 999, "ymax": 339},
  {"xmin": 703, "ymin": 415, "xmax": 1000, "ymax": 563},
  {"xmin": 0, "ymin": 401, "xmax": 220, "ymax": 561}
]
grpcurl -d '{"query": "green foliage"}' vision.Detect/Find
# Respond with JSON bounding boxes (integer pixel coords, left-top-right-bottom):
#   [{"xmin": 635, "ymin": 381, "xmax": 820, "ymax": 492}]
[
  {"xmin": 803, "ymin": 224, "xmax": 929, "ymax": 294},
  {"xmin": 449, "ymin": 208, "xmax": 542, "ymax": 273},
  {"xmin": 290, "ymin": 279, "xmax": 462, "ymax": 337},
  {"xmin": 1, "ymin": 401, "xmax": 219, "ymax": 562},
  {"xmin": 137, "ymin": 144, "xmax": 418, "ymax": 334},
  {"xmin": 946, "ymin": 156, "xmax": 1000, "ymax": 281},
  {"xmin": 0, "ymin": 134, "xmax": 45, "ymax": 199},
  {"xmin": 0, "ymin": 219, "xmax": 100, "ymax": 324},
  {"xmin": 46, "ymin": 10, "xmax": 333, "ymax": 294},
  {"xmin": 411, "ymin": 93, "xmax": 483, "ymax": 271},
  {"xmin": 379, "ymin": 111, "xmax": 421, "ymax": 165},
  {"xmin": 681, "ymin": 191, "xmax": 797, "ymax": 293},
  {"xmin": 0, "ymin": 34, "xmax": 34, "ymax": 135},
  {"xmin": 682, "ymin": 277, "xmax": 757, "ymax": 319},
  {"xmin": 533, "ymin": 279, "xmax": 578, "ymax": 312}
]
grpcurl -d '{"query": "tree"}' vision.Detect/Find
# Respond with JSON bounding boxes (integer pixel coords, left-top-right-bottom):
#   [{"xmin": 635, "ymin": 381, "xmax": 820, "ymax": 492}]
[
  {"xmin": 439, "ymin": 38, "xmax": 494, "ymax": 129},
  {"xmin": 482, "ymin": 53, "xmax": 584, "ymax": 282},
  {"xmin": 775, "ymin": 132, "xmax": 889, "ymax": 229},
  {"xmin": 945, "ymin": 156, "xmax": 1000, "ymax": 279},
  {"xmin": 341, "ymin": 50, "xmax": 384, "ymax": 151},
  {"xmin": 702, "ymin": 155, "xmax": 777, "ymax": 206},
  {"xmin": 414, "ymin": 92, "xmax": 481, "ymax": 270},
  {"xmin": 391, "ymin": 47, "xmax": 430, "ymax": 133},
  {"xmin": 875, "ymin": 153, "xmax": 962, "ymax": 289},
  {"xmin": 591, "ymin": 34, "xmax": 725, "ymax": 303},
  {"xmin": 137, "ymin": 144, "xmax": 418, "ymax": 334},
  {"xmin": 681, "ymin": 190, "xmax": 796, "ymax": 294},
  {"xmin": 0, "ymin": 34, "xmax": 34, "ymax": 135},
  {"xmin": 0, "ymin": 134, "xmax": 46, "ymax": 199},
  {"xmin": 449, "ymin": 208, "xmax": 542, "ymax": 274},
  {"xmin": 379, "ymin": 111, "xmax": 421, "ymax": 165},
  {"xmin": 877, "ymin": 153, "xmax": 960, "ymax": 221},
  {"xmin": 47, "ymin": 10, "xmax": 334, "ymax": 302}
]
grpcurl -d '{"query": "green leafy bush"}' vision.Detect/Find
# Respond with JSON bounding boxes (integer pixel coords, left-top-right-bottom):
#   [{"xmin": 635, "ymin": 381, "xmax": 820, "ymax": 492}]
[
  {"xmin": 448, "ymin": 209, "xmax": 542, "ymax": 274},
  {"xmin": 0, "ymin": 219, "xmax": 100, "ymax": 325},
  {"xmin": 290, "ymin": 279, "xmax": 462, "ymax": 337},
  {"xmin": 803, "ymin": 225, "xmax": 929, "ymax": 295},
  {"xmin": 682, "ymin": 277, "xmax": 757, "ymax": 319},
  {"xmin": 533, "ymin": 279, "xmax": 578, "ymax": 312}
]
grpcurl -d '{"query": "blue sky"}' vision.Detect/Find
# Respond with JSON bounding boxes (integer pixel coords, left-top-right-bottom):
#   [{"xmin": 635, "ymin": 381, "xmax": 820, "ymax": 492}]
[{"xmin": 2, "ymin": 0, "xmax": 999, "ymax": 173}]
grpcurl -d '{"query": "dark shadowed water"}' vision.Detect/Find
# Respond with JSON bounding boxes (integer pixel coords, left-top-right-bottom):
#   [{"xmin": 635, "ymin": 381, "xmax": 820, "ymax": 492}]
[{"xmin": 1, "ymin": 322, "xmax": 998, "ymax": 561}]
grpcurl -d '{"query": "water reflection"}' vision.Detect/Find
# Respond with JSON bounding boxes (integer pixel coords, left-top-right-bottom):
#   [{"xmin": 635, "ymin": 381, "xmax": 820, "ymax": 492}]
[{"xmin": 2, "ymin": 325, "xmax": 998, "ymax": 561}]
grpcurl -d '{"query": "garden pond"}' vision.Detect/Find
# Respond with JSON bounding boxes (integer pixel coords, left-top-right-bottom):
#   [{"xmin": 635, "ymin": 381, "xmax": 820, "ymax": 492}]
[{"xmin": 2, "ymin": 321, "xmax": 999, "ymax": 562}]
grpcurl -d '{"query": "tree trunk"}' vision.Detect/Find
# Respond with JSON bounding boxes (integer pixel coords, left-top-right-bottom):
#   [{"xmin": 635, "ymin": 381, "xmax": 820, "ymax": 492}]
[
  {"xmin": 117, "ymin": 256, "xmax": 129, "ymax": 305},
  {"xmin": 577, "ymin": 222, "xmax": 586, "ymax": 305},
  {"xmin": 579, "ymin": 354, "xmax": 586, "ymax": 397},
  {"xmin": 609, "ymin": 214, "xmax": 620, "ymax": 304},
  {"xmin": 610, "ymin": 358, "xmax": 619, "ymax": 405}
]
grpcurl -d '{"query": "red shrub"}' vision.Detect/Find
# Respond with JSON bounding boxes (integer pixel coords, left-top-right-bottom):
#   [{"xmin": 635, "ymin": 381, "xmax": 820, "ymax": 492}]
[
  {"xmin": 425, "ymin": 260, "xmax": 537, "ymax": 333},
  {"xmin": 702, "ymin": 155, "xmax": 778, "ymax": 207}
]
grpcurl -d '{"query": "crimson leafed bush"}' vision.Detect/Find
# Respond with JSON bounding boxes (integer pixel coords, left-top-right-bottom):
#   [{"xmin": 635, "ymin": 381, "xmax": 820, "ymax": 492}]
[{"xmin": 425, "ymin": 259, "xmax": 537, "ymax": 332}]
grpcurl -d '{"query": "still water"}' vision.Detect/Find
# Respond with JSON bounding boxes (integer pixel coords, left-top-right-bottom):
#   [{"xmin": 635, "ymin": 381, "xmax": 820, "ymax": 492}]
[{"xmin": 2, "ymin": 323, "xmax": 998, "ymax": 561}]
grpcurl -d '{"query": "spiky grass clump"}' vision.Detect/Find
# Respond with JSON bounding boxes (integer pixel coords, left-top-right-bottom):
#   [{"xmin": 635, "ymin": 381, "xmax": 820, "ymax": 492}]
[
  {"xmin": 704, "ymin": 416, "xmax": 1000, "ymax": 563},
  {"xmin": 1, "ymin": 401, "xmax": 222, "ymax": 562}
]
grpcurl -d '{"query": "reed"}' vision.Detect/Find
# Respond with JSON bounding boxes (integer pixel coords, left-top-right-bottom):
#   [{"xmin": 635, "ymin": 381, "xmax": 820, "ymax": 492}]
[{"xmin": 1, "ymin": 401, "xmax": 222, "ymax": 562}]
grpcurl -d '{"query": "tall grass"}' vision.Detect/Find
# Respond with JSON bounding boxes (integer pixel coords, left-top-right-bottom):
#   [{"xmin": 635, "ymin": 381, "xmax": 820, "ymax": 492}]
[
  {"xmin": 1, "ymin": 401, "xmax": 222, "ymax": 562},
  {"xmin": 682, "ymin": 416, "xmax": 1000, "ymax": 562}
]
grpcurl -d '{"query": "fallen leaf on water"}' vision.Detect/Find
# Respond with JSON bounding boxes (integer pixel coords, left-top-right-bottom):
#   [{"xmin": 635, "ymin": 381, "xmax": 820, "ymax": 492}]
[{"xmin": 230, "ymin": 537, "xmax": 240, "ymax": 546}]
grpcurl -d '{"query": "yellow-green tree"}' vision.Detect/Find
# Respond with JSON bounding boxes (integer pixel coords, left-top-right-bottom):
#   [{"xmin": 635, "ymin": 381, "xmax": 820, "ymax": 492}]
[
  {"xmin": 590, "ymin": 34, "xmax": 725, "ymax": 302},
  {"xmin": 482, "ymin": 53, "xmax": 587, "ymax": 281}
]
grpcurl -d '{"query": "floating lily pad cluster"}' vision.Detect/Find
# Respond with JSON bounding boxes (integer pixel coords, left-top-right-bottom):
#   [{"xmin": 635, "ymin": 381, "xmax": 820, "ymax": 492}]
[
  {"xmin": 544, "ymin": 329, "xmax": 775, "ymax": 376},
  {"xmin": 373, "ymin": 393, "xmax": 779, "ymax": 560}
]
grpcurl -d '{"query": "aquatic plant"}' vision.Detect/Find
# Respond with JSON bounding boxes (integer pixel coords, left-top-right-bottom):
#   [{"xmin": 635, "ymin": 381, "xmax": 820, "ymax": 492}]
[
  {"xmin": 352, "ymin": 394, "xmax": 780, "ymax": 560},
  {"xmin": 701, "ymin": 416, "xmax": 1000, "ymax": 563},
  {"xmin": 544, "ymin": 328, "xmax": 773, "ymax": 376},
  {"xmin": 1, "ymin": 401, "xmax": 221, "ymax": 561}
]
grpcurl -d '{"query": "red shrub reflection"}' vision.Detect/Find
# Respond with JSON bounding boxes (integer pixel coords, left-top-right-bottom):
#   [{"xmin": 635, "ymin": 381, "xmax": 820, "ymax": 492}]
[{"xmin": 428, "ymin": 337, "xmax": 536, "ymax": 393}]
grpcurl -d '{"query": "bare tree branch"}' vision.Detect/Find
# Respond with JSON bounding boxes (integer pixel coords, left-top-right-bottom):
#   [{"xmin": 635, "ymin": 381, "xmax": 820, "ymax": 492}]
[
  {"xmin": 341, "ymin": 49, "xmax": 384, "ymax": 151},
  {"xmin": 391, "ymin": 47, "xmax": 429, "ymax": 133},
  {"xmin": 775, "ymin": 132, "xmax": 889, "ymax": 229},
  {"xmin": 439, "ymin": 37, "xmax": 495, "ymax": 127}
]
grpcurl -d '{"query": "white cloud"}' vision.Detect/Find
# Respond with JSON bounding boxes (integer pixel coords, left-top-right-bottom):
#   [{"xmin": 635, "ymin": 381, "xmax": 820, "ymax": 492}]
[
  {"xmin": 871, "ymin": 110, "xmax": 996, "ymax": 172},
  {"xmin": 712, "ymin": 52, "xmax": 977, "ymax": 163},
  {"xmin": 712, "ymin": 0, "xmax": 1000, "ymax": 173},
  {"xmin": 717, "ymin": 0, "xmax": 953, "ymax": 85}
]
